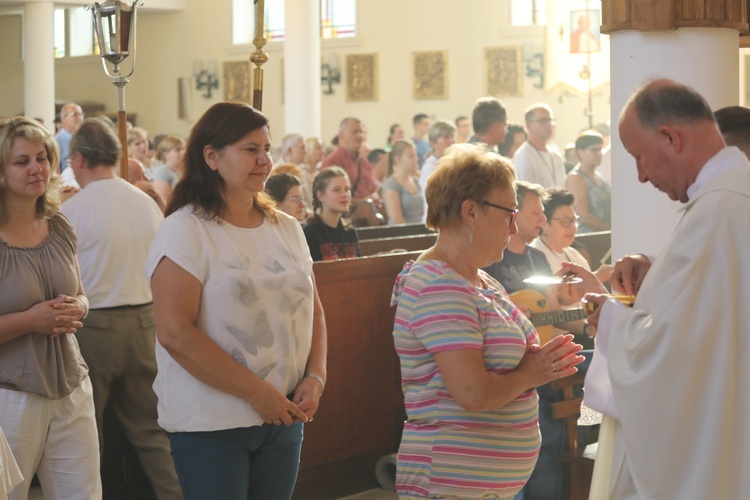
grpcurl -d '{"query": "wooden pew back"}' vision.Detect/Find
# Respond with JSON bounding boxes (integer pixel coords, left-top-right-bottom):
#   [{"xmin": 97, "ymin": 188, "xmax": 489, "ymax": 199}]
[
  {"xmin": 294, "ymin": 251, "xmax": 418, "ymax": 498},
  {"xmin": 574, "ymin": 230, "xmax": 611, "ymax": 268},
  {"xmin": 359, "ymin": 233, "xmax": 437, "ymax": 256},
  {"xmin": 356, "ymin": 223, "xmax": 431, "ymax": 241}
]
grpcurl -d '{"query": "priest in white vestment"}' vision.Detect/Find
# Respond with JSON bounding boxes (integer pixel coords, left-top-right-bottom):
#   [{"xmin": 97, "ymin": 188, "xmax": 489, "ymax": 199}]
[{"xmin": 566, "ymin": 79, "xmax": 750, "ymax": 499}]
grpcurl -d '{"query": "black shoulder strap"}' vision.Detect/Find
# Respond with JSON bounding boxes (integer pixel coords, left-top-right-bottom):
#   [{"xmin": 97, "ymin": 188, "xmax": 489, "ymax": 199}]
[{"xmin": 351, "ymin": 157, "xmax": 362, "ymax": 195}]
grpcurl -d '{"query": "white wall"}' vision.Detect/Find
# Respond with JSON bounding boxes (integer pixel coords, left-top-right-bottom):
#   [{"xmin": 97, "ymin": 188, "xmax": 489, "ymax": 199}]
[{"xmin": 1, "ymin": 0, "xmax": 610, "ymax": 148}]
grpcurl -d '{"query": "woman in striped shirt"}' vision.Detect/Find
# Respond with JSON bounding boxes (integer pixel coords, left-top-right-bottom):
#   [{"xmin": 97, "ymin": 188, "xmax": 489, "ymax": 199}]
[{"xmin": 391, "ymin": 144, "xmax": 584, "ymax": 499}]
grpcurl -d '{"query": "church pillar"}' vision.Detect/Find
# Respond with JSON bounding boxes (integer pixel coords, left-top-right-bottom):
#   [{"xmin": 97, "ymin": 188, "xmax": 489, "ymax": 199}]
[
  {"xmin": 23, "ymin": 1, "xmax": 56, "ymax": 128},
  {"xmin": 283, "ymin": 0, "xmax": 321, "ymax": 137},
  {"xmin": 601, "ymin": 0, "xmax": 747, "ymax": 258}
]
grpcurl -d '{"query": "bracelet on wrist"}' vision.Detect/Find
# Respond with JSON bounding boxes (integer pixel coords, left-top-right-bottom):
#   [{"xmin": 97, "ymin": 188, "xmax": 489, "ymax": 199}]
[{"xmin": 305, "ymin": 372, "xmax": 325, "ymax": 394}]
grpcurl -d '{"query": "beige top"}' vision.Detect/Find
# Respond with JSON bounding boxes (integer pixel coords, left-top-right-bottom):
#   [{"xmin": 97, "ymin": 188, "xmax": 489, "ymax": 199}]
[{"xmin": 0, "ymin": 214, "xmax": 88, "ymax": 399}]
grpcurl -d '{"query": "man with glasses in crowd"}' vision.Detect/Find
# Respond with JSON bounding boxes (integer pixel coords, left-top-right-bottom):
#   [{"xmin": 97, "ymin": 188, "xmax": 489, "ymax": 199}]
[
  {"xmin": 55, "ymin": 103, "xmax": 84, "ymax": 172},
  {"xmin": 513, "ymin": 103, "xmax": 567, "ymax": 188}
]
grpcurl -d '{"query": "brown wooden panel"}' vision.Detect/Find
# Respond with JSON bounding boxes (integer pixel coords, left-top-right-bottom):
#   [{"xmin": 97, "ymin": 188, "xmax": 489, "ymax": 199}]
[
  {"xmin": 725, "ymin": 0, "xmax": 747, "ymax": 21},
  {"xmin": 631, "ymin": 0, "xmax": 675, "ymax": 29},
  {"xmin": 681, "ymin": 0, "xmax": 706, "ymax": 20},
  {"xmin": 356, "ymin": 223, "xmax": 431, "ymax": 241},
  {"xmin": 603, "ymin": 0, "xmax": 748, "ymax": 32},
  {"xmin": 704, "ymin": 0, "xmax": 724, "ymax": 19},
  {"xmin": 614, "ymin": 0, "xmax": 631, "ymax": 24},
  {"xmin": 574, "ymin": 230, "xmax": 612, "ymax": 269},
  {"xmin": 298, "ymin": 251, "xmax": 417, "ymax": 484},
  {"xmin": 551, "ymin": 397, "xmax": 584, "ymax": 420},
  {"xmin": 359, "ymin": 233, "xmax": 437, "ymax": 257}
]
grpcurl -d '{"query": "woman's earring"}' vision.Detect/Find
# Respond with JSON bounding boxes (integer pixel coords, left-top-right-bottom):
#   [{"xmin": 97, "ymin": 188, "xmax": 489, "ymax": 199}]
[{"xmin": 468, "ymin": 226, "xmax": 474, "ymax": 245}]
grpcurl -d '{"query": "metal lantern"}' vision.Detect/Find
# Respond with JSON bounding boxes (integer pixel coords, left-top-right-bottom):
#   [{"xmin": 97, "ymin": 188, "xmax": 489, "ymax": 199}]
[{"xmin": 88, "ymin": 0, "xmax": 142, "ymax": 180}]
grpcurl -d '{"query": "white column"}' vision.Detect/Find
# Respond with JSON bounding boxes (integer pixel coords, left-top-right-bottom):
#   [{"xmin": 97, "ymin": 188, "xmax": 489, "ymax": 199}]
[
  {"xmin": 609, "ymin": 28, "xmax": 739, "ymax": 259},
  {"xmin": 283, "ymin": 0, "xmax": 321, "ymax": 137},
  {"xmin": 24, "ymin": 2, "xmax": 56, "ymax": 129}
]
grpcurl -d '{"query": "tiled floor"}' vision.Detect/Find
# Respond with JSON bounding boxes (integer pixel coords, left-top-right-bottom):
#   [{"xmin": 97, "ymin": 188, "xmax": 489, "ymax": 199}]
[
  {"xmin": 339, "ymin": 488, "xmax": 398, "ymax": 499},
  {"xmin": 28, "ymin": 485, "xmax": 397, "ymax": 499}
]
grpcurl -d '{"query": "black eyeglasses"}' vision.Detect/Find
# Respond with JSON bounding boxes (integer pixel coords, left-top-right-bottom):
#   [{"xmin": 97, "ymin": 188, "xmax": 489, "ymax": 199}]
[
  {"xmin": 550, "ymin": 215, "xmax": 580, "ymax": 228},
  {"xmin": 480, "ymin": 201, "xmax": 518, "ymax": 227}
]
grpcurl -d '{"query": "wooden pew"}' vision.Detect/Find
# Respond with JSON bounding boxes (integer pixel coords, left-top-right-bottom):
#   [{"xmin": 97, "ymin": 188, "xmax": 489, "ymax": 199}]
[
  {"xmin": 551, "ymin": 373, "xmax": 596, "ymax": 500},
  {"xmin": 359, "ymin": 233, "xmax": 437, "ymax": 257},
  {"xmin": 356, "ymin": 223, "xmax": 431, "ymax": 241},
  {"xmin": 293, "ymin": 251, "xmax": 419, "ymax": 499},
  {"xmin": 573, "ymin": 230, "xmax": 611, "ymax": 268}
]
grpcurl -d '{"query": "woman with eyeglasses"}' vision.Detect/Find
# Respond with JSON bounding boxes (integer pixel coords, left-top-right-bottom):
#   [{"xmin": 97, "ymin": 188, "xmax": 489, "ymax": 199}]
[
  {"xmin": 532, "ymin": 188, "xmax": 612, "ymax": 283},
  {"xmin": 391, "ymin": 144, "xmax": 584, "ymax": 500},
  {"xmin": 564, "ymin": 131, "xmax": 611, "ymax": 233},
  {"xmin": 265, "ymin": 173, "xmax": 307, "ymax": 223}
]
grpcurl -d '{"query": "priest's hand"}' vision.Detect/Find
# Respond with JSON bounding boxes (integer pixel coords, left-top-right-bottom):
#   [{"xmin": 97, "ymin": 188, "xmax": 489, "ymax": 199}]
[
  {"xmin": 556, "ymin": 262, "xmax": 607, "ymax": 302},
  {"xmin": 611, "ymin": 254, "xmax": 651, "ymax": 296}
]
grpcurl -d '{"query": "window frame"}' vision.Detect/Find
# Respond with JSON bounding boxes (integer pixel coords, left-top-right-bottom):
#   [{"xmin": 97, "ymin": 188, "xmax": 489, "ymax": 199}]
[{"xmin": 226, "ymin": 0, "xmax": 362, "ymax": 55}]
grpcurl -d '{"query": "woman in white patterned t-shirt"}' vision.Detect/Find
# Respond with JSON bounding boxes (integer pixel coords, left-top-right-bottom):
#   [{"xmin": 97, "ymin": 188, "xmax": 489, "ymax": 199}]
[{"xmin": 147, "ymin": 103, "xmax": 327, "ymax": 500}]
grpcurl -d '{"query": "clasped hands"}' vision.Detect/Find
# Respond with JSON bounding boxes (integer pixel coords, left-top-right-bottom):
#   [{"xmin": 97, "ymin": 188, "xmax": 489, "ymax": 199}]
[
  {"xmin": 252, "ymin": 376, "xmax": 323, "ymax": 427},
  {"xmin": 31, "ymin": 294, "xmax": 87, "ymax": 337}
]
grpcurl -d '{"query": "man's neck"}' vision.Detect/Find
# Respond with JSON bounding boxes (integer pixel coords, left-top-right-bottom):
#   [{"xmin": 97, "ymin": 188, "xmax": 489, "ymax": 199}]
[
  {"xmin": 413, "ymin": 132, "xmax": 425, "ymax": 141},
  {"xmin": 506, "ymin": 235, "xmax": 527, "ymax": 254},
  {"xmin": 77, "ymin": 166, "xmax": 117, "ymax": 189},
  {"xmin": 341, "ymin": 145, "xmax": 358, "ymax": 159},
  {"xmin": 474, "ymin": 133, "xmax": 497, "ymax": 148},
  {"xmin": 528, "ymin": 136, "xmax": 547, "ymax": 151}
]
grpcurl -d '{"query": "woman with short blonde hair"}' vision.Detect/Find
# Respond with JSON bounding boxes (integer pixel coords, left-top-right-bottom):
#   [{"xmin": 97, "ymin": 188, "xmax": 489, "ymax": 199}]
[{"xmin": 392, "ymin": 143, "xmax": 584, "ymax": 499}]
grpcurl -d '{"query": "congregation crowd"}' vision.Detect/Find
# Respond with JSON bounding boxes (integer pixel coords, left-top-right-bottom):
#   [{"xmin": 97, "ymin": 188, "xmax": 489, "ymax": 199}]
[{"xmin": 1, "ymin": 78, "xmax": 750, "ymax": 500}]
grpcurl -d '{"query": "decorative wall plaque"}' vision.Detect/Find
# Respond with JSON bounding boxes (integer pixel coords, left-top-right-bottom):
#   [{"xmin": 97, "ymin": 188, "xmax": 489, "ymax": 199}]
[
  {"xmin": 413, "ymin": 50, "xmax": 449, "ymax": 100},
  {"xmin": 223, "ymin": 61, "xmax": 251, "ymax": 103},
  {"xmin": 485, "ymin": 47, "xmax": 523, "ymax": 97},
  {"xmin": 346, "ymin": 53, "xmax": 379, "ymax": 102}
]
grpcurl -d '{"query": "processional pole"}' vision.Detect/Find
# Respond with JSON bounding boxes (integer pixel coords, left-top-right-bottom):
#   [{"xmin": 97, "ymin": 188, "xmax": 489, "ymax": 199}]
[
  {"xmin": 88, "ymin": 0, "xmax": 142, "ymax": 181},
  {"xmin": 250, "ymin": 0, "xmax": 268, "ymax": 111}
]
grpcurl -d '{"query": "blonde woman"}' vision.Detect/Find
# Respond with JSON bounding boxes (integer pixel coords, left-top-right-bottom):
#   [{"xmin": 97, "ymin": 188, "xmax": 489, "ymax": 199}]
[
  {"xmin": 391, "ymin": 143, "xmax": 583, "ymax": 499},
  {"xmin": 0, "ymin": 117, "xmax": 100, "ymax": 499},
  {"xmin": 151, "ymin": 133, "xmax": 186, "ymax": 203},
  {"xmin": 300, "ymin": 137, "xmax": 323, "ymax": 206}
]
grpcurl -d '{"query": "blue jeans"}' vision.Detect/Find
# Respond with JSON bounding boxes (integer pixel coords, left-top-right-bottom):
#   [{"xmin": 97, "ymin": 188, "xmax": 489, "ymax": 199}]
[{"xmin": 169, "ymin": 423, "xmax": 303, "ymax": 500}]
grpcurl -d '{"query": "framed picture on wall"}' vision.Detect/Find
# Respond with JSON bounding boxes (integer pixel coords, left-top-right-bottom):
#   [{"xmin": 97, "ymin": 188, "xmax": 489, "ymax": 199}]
[
  {"xmin": 223, "ymin": 61, "xmax": 251, "ymax": 104},
  {"xmin": 485, "ymin": 46, "xmax": 523, "ymax": 97},
  {"xmin": 346, "ymin": 53, "xmax": 379, "ymax": 102},
  {"xmin": 413, "ymin": 51, "xmax": 449, "ymax": 100}
]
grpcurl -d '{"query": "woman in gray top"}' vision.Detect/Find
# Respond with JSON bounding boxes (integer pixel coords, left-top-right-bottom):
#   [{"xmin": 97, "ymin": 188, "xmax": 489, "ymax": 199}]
[
  {"xmin": 383, "ymin": 139, "xmax": 424, "ymax": 224},
  {"xmin": 565, "ymin": 131, "xmax": 611, "ymax": 233},
  {"xmin": 0, "ymin": 117, "xmax": 101, "ymax": 498}
]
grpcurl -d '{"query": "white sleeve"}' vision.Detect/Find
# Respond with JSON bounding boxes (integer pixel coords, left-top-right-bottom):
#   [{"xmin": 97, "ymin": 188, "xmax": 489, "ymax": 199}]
[
  {"xmin": 145, "ymin": 210, "xmax": 207, "ymax": 284},
  {"xmin": 583, "ymin": 298, "xmax": 629, "ymax": 418}
]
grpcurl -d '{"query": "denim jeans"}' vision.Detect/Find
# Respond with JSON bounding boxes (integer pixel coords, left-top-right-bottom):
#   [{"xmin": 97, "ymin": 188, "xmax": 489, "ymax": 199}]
[{"xmin": 169, "ymin": 422, "xmax": 304, "ymax": 500}]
